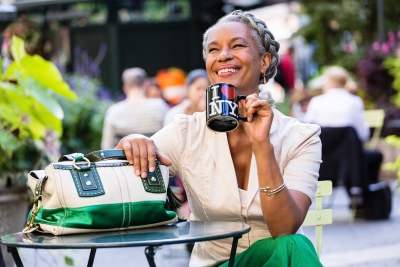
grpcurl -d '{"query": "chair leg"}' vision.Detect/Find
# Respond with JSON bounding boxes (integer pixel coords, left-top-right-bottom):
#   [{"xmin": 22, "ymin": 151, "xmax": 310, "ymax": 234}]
[
  {"xmin": 315, "ymin": 225, "xmax": 323, "ymax": 257},
  {"xmin": 349, "ymin": 197, "xmax": 358, "ymax": 223}
]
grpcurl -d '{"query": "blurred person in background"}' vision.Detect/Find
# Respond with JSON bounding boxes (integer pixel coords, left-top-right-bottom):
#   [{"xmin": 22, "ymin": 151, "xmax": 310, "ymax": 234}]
[
  {"xmin": 290, "ymin": 88, "xmax": 312, "ymax": 122},
  {"xmin": 145, "ymin": 77, "xmax": 164, "ymax": 99},
  {"xmin": 303, "ymin": 66, "xmax": 370, "ymax": 142},
  {"xmin": 345, "ymin": 79, "xmax": 359, "ymax": 95},
  {"xmin": 156, "ymin": 67, "xmax": 187, "ymax": 107},
  {"xmin": 164, "ymin": 69, "xmax": 210, "ymax": 126},
  {"xmin": 303, "ymin": 66, "xmax": 383, "ymax": 212},
  {"xmin": 101, "ymin": 67, "xmax": 168, "ymax": 149},
  {"xmin": 276, "ymin": 45, "xmax": 296, "ymax": 94}
]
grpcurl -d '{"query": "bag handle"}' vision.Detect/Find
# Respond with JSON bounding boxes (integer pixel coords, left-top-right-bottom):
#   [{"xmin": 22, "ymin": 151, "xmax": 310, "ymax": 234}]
[
  {"xmin": 58, "ymin": 149, "xmax": 127, "ymax": 162},
  {"xmin": 85, "ymin": 149, "xmax": 127, "ymax": 162}
]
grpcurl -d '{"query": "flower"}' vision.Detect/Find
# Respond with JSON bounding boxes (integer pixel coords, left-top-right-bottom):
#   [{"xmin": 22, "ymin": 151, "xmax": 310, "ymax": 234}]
[{"xmin": 371, "ymin": 31, "xmax": 400, "ymax": 58}]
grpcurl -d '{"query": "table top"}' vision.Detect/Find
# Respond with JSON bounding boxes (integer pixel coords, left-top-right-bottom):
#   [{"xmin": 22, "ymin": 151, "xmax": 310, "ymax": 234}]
[{"xmin": 0, "ymin": 221, "xmax": 250, "ymax": 249}]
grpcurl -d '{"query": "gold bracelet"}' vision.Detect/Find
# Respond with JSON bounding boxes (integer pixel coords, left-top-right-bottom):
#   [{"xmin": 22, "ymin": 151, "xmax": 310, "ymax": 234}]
[{"xmin": 259, "ymin": 183, "xmax": 286, "ymax": 196}]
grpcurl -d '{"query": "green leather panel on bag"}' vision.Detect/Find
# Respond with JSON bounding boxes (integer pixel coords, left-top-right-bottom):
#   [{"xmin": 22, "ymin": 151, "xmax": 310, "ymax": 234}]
[
  {"xmin": 28, "ymin": 201, "xmax": 177, "ymax": 229},
  {"xmin": 70, "ymin": 166, "xmax": 105, "ymax": 197},
  {"xmin": 142, "ymin": 164, "xmax": 166, "ymax": 193}
]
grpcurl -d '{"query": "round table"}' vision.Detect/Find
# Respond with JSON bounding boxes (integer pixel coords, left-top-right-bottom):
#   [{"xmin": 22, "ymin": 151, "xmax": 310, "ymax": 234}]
[{"xmin": 1, "ymin": 221, "xmax": 251, "ymax": 267}]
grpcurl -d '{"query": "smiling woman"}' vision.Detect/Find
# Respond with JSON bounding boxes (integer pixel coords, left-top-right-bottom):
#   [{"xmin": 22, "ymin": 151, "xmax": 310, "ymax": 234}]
[{"xmin": 116, "ymin": 10, "xmax": 323, "ymax": 267}]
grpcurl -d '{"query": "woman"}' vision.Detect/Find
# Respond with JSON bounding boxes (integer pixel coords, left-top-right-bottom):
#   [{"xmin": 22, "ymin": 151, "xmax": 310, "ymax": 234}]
[{"xmin": 117, "ymin": 10, "xmax": 323, "ymax": 267}]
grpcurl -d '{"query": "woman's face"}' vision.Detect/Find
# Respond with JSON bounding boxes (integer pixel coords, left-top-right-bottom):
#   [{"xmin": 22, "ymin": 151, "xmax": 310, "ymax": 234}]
[
  {"xmin": 205, "ymin": 21, "xmax": 270, "ymax": 95},
  {"xmin": 187, "ymin": 76, "xmax": 209, "ymax": 112}
]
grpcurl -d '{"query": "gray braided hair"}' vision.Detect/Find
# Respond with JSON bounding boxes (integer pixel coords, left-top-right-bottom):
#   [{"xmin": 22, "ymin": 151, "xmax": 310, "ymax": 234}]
[{"xmin": 202, "ymin": 10, "xmax": 280, "ymax": 84}]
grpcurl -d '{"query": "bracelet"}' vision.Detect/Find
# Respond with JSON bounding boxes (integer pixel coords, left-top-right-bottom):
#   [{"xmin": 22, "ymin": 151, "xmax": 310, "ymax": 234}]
[{"xmin": 259, "ymin": 183, "xmax": 286, "ymax": 196}]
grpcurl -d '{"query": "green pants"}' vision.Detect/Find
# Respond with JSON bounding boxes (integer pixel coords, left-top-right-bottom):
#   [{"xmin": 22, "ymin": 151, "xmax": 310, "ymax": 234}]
[{"xmin": 219, "ymin": 234, "xmax": 323, "ymax": 267}]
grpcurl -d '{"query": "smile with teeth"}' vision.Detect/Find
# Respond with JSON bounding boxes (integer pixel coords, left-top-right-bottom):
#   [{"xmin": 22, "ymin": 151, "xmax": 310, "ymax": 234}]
[{"xmin": 218, "ymin": 68, "xmax": 239, "ymax": 75}]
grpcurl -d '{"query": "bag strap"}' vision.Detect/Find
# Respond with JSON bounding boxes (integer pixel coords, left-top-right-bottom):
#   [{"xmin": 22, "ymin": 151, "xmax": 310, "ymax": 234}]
[
  {"xmin": 58, "ymin": 149, "xmax": 126, "ymax": 162},
  {"xmin": 23, "ymin": 172, "xmax": 47, "ymax": 234},
  {"xmin": 58, "ymin": 152, "xmax": 84, "ymax": 162},
  {"xmin": 85, "ymin": 149, "xmax": 127, "ymax": 162}
]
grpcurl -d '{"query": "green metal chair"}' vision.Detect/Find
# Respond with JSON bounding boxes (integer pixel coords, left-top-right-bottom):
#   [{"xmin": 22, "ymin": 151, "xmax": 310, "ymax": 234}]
[
  {"xmin": 302, "ymin": 180, "xmax": 333, "ymax": 257},
  {"xmin": 364, "ymin": 109, "xmax": 385, "ymax": 150}
]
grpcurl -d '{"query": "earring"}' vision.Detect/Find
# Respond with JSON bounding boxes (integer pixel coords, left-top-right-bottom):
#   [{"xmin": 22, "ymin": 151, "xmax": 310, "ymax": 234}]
[
  {"xmin": 258, "ymin": 72, "xmax": 274, "ymax": 107},
  {"xmin": 258, "ymin": 72, "xmax": 268, "ymax": 93}
]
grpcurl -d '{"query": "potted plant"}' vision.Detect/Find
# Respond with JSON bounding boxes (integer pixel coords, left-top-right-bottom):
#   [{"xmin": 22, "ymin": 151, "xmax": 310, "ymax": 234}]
[
  {"xmin": 0, "ymin": 35, "xmax": 77, "ymax": 188},
  {"xmin": 0, "ymin": 35, "xmax": 76, "ymax": 266}
]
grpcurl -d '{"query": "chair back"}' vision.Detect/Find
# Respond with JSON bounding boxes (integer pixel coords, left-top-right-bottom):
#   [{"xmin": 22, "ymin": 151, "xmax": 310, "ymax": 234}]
[
  {"xmin": 319, "ymin": 126, "xmax": 365, "ymax": 189},
  {"xmin": 364, "ymin": 109, "xmax": 385, "ymax": 149},
  {"xmin": 303, "ymin": 180, "xmax": 333, "ymax": 257}
]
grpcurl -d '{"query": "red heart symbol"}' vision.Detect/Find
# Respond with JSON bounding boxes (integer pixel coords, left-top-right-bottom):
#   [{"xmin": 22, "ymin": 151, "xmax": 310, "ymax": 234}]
[{"xmin": 221, "ymin": 84, "xmax": 236, "ymax": 99}]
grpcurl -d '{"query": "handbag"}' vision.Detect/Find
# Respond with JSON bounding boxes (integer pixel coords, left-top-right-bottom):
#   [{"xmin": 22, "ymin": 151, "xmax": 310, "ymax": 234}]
[
  {"xmin": 23, "ymin": 149, "xmax": 181, "ymax": 235},
  {"xmin": 363, "ymin": 181, "xmax": 392, "ymax": 220}
]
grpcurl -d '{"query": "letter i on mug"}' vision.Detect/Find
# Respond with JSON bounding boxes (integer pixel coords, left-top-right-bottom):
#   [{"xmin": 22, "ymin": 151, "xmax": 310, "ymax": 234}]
[{"xmin": 206, "ymin": 83, "xmax": 247, "ymax": 132}]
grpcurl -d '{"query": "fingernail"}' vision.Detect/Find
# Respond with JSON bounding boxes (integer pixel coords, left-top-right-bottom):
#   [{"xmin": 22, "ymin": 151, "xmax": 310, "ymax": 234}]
[
  {"xmin": 149, "ymin": 166, "xmax": 155, "ymax": 172},
  {"xmin": 129, "ymin": 160, "xmax": 133, "ymax": 164},
  {"xmin": 142, "ymin": 172, "xmax": 147, "ymax": 178},
  {"xmin": 135, "ymin": 170, "xmax": 140, "ymax": 176}
]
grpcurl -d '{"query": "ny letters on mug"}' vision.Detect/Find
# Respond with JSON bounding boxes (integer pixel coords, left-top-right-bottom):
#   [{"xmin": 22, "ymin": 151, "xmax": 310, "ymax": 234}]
[{"xmin": 206, "ymin": 83, "xmax": 247, "ymax": 132}]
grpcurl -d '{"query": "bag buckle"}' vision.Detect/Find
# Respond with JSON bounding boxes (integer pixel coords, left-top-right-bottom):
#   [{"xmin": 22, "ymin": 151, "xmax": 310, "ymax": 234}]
[{"xmin": 72, "ymin": 155, "xmax": 91, "ymax": 170}]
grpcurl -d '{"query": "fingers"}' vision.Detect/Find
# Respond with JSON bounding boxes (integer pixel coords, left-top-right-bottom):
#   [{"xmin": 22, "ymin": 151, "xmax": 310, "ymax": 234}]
[
  {"xmin": 115, "ymin": 134, "xmax": 171, "ymax": 178},
  {"xmin": 138, "ymin": 141, "xmax": 149, "ymax": 177},
  {"xmin": 241, "ymin": 94, "xmax": 270, "ymax": 122},
  {"xmin": 157, "ymin": 150, "xmax": 173, "ymax": 166}
]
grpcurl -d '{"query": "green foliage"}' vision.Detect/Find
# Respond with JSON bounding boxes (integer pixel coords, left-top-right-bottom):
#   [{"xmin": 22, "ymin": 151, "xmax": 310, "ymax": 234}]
[
  {"xmin": 297, "ymin": 0, "xmax": 400, "ymax": 71},
  {"xmin": 384, "ymin": 56, "xmax": 400, "ymax": 107},
  {"xmin": 297, "ymin": 0, "xmax": 370, "ymax": 70},
  {"xmin": 382, "ymin": 135, "xmax": 400, "ymax": 191},
  {"xmin": 58, "ymin": 75, "xmax": 114, "ymax": 155},
  {"xmin": 383, "ymin": 53, "xmax": 400, "ymax": 184},
  {"xmin": 0, "ymin": 36, "xmax": 77, "ymax": 176}
]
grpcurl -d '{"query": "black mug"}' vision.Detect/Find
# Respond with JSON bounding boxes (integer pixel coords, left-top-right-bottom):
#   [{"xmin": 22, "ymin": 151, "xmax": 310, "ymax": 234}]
[{"xmin": 206, "ymin": 83, "xmax": 247, "ymax": 132}]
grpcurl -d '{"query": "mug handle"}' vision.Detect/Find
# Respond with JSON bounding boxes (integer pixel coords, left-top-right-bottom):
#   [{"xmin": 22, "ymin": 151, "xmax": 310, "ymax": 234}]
[{"xmin": 238, "ymin": 95, "xmax": 248, "ymax": 122}]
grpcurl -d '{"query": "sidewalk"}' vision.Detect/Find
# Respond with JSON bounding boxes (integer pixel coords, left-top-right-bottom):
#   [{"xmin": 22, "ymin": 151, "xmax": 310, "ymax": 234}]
[
  {"xmin": 12, "ymin": 181, "xmax": 400, "ymax": 267},
  {"xmin": 306, "ymin": 182, "xmax": 400, "ymax": 267}
]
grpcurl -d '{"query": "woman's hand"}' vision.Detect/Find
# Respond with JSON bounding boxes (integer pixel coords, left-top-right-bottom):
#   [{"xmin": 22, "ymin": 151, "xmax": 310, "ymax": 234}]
[
  {"xmin": 115, "ymin": 134, "xmax": 172, "ymax": 178},
  {"xmin": 240, "ymin": 93, "xmax": 274, "ymax": 143}
]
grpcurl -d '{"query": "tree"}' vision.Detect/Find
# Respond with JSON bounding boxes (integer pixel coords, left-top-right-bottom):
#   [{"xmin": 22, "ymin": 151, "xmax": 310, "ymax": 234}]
[{"xmin": 297, "ymin": 0, "xmax": 400, "ymax": 72}]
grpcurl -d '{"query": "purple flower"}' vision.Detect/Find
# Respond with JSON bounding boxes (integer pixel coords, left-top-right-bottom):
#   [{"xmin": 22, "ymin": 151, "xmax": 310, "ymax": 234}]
[
  {"xmin": 372, "ymin": 41, "xmax": 380, "ymax": 51},
  {"xmin": 381, "ymin": 43, "xmax": 390, "ymax": 54}
]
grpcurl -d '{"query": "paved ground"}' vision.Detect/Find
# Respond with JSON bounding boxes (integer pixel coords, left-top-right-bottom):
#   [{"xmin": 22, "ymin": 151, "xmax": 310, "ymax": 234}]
[
  {"xmin": 305, "ymin": 181, "xmax": 400, "ymax": 267},
  {"xmin": 8, "ymin": 180, "xmax": 400, "ymax": 267}
]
